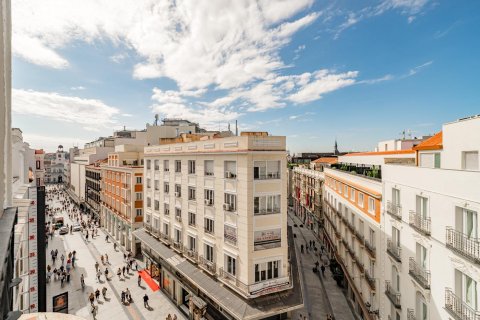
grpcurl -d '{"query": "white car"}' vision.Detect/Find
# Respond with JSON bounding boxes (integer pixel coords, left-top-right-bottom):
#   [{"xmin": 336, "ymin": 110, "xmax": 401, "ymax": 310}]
[
  {"xmin": 58, "ymin": 226, "xmax": 69, "ymax": 235},
  {"xmin": 72, "ymin": 224, "xmax": 82, "ymax": 232}
]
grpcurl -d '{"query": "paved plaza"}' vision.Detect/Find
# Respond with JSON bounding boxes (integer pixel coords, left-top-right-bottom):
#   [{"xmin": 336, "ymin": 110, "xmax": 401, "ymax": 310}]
[{"xmin": 45, "ymin": 189, "xmax": 186, "ymax": 320}]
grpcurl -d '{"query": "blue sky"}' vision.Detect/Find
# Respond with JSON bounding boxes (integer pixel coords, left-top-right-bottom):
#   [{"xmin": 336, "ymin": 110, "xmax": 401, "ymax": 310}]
[{"xmin": 11, "ymin": 0, "xmax": 480, "ymax": 153}]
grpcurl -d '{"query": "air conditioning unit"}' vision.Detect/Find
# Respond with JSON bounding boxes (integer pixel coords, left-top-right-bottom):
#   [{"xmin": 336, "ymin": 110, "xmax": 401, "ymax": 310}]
[
  {"xmin": 205, "ymin": 199, "xmax": 212, "ymax": 206},
  {"xmin": 223, "ymin": 203, "xmax": 231, "ymax": 211},
  {"xmin": 175, "ymin": 192, "xmax": 180, "ymax": 197}
]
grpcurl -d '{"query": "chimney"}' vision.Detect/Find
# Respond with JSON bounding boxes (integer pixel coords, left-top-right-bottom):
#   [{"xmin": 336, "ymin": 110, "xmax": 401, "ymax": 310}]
[{"xmin": 235, "ymin": 120, "xmax": 238, "ymax": 136}]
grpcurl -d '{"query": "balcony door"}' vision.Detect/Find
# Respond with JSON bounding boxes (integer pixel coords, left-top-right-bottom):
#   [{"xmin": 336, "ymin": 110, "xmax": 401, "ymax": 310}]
[
  {"xmin": 392, "ymin": 266, "xmax": 400, "ymax": 292},
  {"xmin": 416, "ymin": 291, "xmax": 428, "ymax": 320},
  {"xmin": 392, "ymin": 188, "xmax": 400, "ymax": 206},
  {"xmin": 463, "ymin": 209, "xmax": 478, "ymax": 239},
  {"xmin": 392, "ymin": 227, "xmax": 400, "ymax": 248},
  {"xmin": 416, "ymin": 243, "xmax": 428, "ymax": 270},
  {"xmin": 456, "ymin": 270, "xmax": 478, "ymax": 310},
  {"xmin": 416, "ymin": 196, "xmax": 428, "ymax": 219}
]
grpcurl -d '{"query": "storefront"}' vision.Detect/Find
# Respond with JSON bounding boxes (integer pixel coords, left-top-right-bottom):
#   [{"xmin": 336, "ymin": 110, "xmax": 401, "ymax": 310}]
[{"xmin": 144, "ymin": 253, "xmax": 161, "ymax": 285}]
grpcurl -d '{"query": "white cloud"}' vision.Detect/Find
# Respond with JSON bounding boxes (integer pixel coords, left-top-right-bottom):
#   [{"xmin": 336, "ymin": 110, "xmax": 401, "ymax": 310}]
[
  {"xmin": 13, "ymin": 89, "xmax": 120, "ymax": 130},
  {"xmin": 359, "ymin": 74, "xmax": 393, "ymax": 84},
  {"xmin": 13, "ymin": 0, "xmax": 318, "ymax": 91},
  {"xmin": 110, "ymin": 53, "xmax": 128, "ymax": 63},
  {"xmin": 70, "ymin": 86, "xmax": 86, "ymax": 90},
  {"xmin": 405, "ymin": 60, "xmax": 433, "ymax": 77},
  {"xmin": 23, "ymin": 133, "xmax": 88, "ymax": 152}
]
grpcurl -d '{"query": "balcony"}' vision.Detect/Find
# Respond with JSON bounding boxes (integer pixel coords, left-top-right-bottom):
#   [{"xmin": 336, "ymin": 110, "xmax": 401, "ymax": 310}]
[
  {"xmin": 446, "ymin": 228, "xmax": 480, "ymax": 264},
  {"xmin": 408, "ymin": 258, "xmax": 431, "ymax": 289},
  {"xmin": 387, "ymin": 239, "xmax": 402, "ymax": 262},
  {"xmin": 218, "ymin": 267, "xmax": 248, "ymax": 294},
  {"xmin": 254, "ymin": 172, "xmax": 280, "ymax": 180},
  {"xmin": 184, "ymin": 248, "xmax": 198, "ymax": 262},
  {"xmin": 198, "ymin": 256, "xmax": 216, "ymax": 275},
  {"xmin": 365, "ymin": 240, "xmax": 376, "ymax": 259},
  {"xmin": 175, "ymin": 215, "xmax": 182, "ymax": 223},
  {"xmin": 445, "ymin": 288, "xmax": 480, "ymax": 320},
  {"xmin": 346, "ymin": 220, "xmax": 355, "ymax": 232},
  {"xmin": 409, "ymin": 211, "xmax": 431, "ymax": 236},
  {"xmin": 330, "ymin": 163, "xmax": 382, "ymax": 180},
  {"xmin": 407, "ymin": 309, "xmax": 416, "ymax": 320},
  {"xmin": 387, "ymin": 201, "xmax": 402, "ymax": 220},
  {"xmin": 172, "ymin": 241, "xmax": 183, "ymax": 253},
  {"xmin": 385, "ymin": 281, "xmax": 401, "ymax": 309},
  {"xmin": 159, "ymin": 232, "xmax": 170, "ymax": 244},
  {"xmin": 365, "ymin": 270, "xmax": 376, "ymax": 291}
]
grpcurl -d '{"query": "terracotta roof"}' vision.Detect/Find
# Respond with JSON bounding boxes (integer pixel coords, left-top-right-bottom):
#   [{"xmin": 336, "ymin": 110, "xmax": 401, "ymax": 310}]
[
  {"xmin": 413, "ymin": 131, "xmax": 443, "ymax": 150},
  {"xmin": 312, "ymin": 157, "xmax": 338, "ymax": 164},
  {"xmin": 343, "ymin": 150, "xmax": 415, "ymax": 156}
]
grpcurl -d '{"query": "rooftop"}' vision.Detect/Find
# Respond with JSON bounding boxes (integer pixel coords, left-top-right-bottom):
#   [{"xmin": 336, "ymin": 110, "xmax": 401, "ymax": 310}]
[
  {"xmin": 343, "ymin": 150, "xmax": 415, "ymax": 156},
  {"xmin": 412, "ymin": 131, "xmax": 443, "ymax": 151},
  {"xmin": 312, "ymin": 157, "xmax": 338, "ymax": 164}
]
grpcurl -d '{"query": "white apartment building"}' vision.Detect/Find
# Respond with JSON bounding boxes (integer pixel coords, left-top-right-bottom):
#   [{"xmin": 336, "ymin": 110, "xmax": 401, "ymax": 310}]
[
  {"xmin": 381, "ymin": 115, "xmax": 480, "ymax": 320},
  {"xmin": 135, "ymin": 132, "xmax": 302, "ymax": 319}
]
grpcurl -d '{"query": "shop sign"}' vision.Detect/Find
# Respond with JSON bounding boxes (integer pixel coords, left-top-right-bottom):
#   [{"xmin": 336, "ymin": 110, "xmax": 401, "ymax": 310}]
[
  {"xmin": 254, "ymin": 229, "xmax": 281, "ymax": 251},
  {"xmin": 52, "ymin": 292, "xmax": 68, "ymax": 313},
  {"xmin": 249, "ymin": 276, "xmax": 290, "ymax": 297}
]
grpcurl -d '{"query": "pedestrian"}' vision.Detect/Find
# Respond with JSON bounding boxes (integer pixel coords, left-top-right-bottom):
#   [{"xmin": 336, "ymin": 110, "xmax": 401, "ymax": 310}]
[
  {"xmin": 125, "ymin": 288, "xmax": 131, "ymax": 302},
  {"xmin": 102, "ymin": 287, "xmax": 107, "ymax": 299},
  {"xmin": 104, "ymin": 268, "xmax": 109, "ymax": 280},
  {"xmin": 114, "ymin": 243, "xmax": 117, "ymax": 251},
  {"xmin": 121, "ymin": 291, "xmax": 125, "ymax": 304},
  {"xmin": 138, "ymin": 274, "xmax": 142, "ymax": 286},
  {"xmin": 72, "ymin": 256, "xmax": 75, "ymax": 268},
  {"xmin": 89, "ymin": 292, "xmax": 95, "ymax": 306},
  {"xmin": 95, "ymin": 288, "xmax": 100, "ymax": 301},
  {"xmin": 95, "ymin": 261, "xmax": 99, "ymax": 272},
  {"xmin": 81, "ymin": 274, "xmax": 85, "ymax": 288},
  {"xmin": 143, "ymin": 294, "xmax": 149, "ymax": 308},
  {"xmin": 105, "ymin": 235, "xmax": 109, "ymax": 242},
  {"xmin": 96, "ymin": 270, "xmax": 101, "ymax": 282},
  {"xmin": 321, "ymin": 264, "xmax": 326, "ymax": 276},
  {"xmin": 167, "ymin": 315, "xmax": 172, "ymax": 320},
  {"xmin": 66, "ymin": 272, "xmax": 70, "ymax": 283},
  {"xmin": 105, "ymin": 253, "xmax": 109, "ymax": 264},
  {"xmin": 101, "ymin": 255, "xmax": 104, "ymax": 265},
  {"xmin": 60, "ymin": 273, "xmax": 65, "ymax": 287},
  {"xmin": 122, "ymin": 266, "xmax": 126, "ymax": 276},
  {"xmin": 301, "ymin": 244, "xmax": 304, "ymax": 254},
  {"xmin": 117, "ymin": 268, "xmax": 122, "ymax": 279},
  {"xmin": 126, "ymin": 263, "xmax": 130, "ymax": 274},
  {"xmin": 172, "ymin": 315, "xmax": 177, "ymax": 320},
  {"xmin": 60, "ymin": 254, "xmax": 65, "ymax": 265}
]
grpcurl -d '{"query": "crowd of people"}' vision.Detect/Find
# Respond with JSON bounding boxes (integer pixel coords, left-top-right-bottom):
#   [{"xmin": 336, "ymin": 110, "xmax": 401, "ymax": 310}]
[{"xmin": 45, "ymin": 184, "xmax": 181, "ymax": 320}]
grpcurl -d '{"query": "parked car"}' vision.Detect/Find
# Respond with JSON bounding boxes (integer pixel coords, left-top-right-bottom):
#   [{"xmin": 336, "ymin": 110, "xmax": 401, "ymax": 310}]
[
  {"xmin": 58, "ymin": 226, "xmax": 69, "ymax": 235},
  {"xmin": 72, "ymin": 224, "xmax": 82, "ymax": 232}
]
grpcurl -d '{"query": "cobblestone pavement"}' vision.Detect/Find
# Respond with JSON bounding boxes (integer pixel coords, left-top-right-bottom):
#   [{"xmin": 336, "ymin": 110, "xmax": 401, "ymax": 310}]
[
  {"xmin": 288, "ymin": 209, "xmax": 355, "ymax": 320},
  {"xmin": 45, "ymin": 187, "xmax": 186, "ymax": 320}
]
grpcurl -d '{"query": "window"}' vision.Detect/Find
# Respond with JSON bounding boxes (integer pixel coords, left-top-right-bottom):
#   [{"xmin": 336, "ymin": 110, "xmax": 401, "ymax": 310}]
[
  {"xmin": 204, "ymin": 160, "xmax": 214, "ymax": 176},
  {"xmin": 174, "ymin": 229, "xmax": 182, "ymax": 243},
  {"xmin": 460, "ymin": 208, "xmax": 478, "ymax": 239},
  {"xmin": 350, "ymin": 188, "xmax": 355, "ymax": 200},
  {"xmin": 163, "ymin": 223, "xmax": 169, "ymax": 236},
  {"xmin": 146, "ymin": 197, "xmax": 151, "ymax": 208},
  {"xmin": 224, "ymin": 193, "xmax": 237, "ymax": 211},
  {"xmin": 254, "ymin": 195, "xmax": 281, "ymax": 215},
  {"xmin": 419, "ymin": 153, "xmax": 441, "ymax": 168},
  {"xmin": 175, "ymin": 184, "xmax": 181, "ymax": 197},
  {"xmin": 205, "ymin": 244, "xmax": 214, "ymax": 262},
  {"xmin": 392, "ymin": 188, "xmax": 400, "ymax": 206},
  {"xmin": 344, "ymin": 185, "xmax": 348, "ymax": 195},
  {"xmin": 416, "ymin": 292, "xmax": 428, "ymax": 320},
  {"xmin": 164, "ymin": 182, "xmax": 170, "ymax": 194},
  {"xmin": 368, "ymin": 197, "xmax": 375, "ymax": 214},
  {"xmin": 416, "ymin": 196, "xmax": 428, "ymax": 219},
  {"xmin": 146, "ymin": 178, "xmax": 151, "ymax": 189},
  {"xmin": 339, "ymin": 183, "xmax": 342, "ymax": 194},
  {"xmin": 224, "ymin": 161, "xmax": 237, "ymax": 178},
  {"xmin": 153, "ymin": 217, "xmax": 159, "ymax": 230},
  {"xmin": 136, "ymin": 176, "xmax": 142, "ymax": 184},
  {"xmin": 154, "ymin": 180, "xmax": 159, "ymax": 191},
  {"xmin": 36, "ymin": 160, "xmax": 41, "ymax": 169},
  {"xmin": 154, "ymin": 200, "xmax": 160, "ymax": 211},
  {"xmin": 253, "ymin": 161, "xmax": 280, "ymax": 179},
  {"xmin": 456, "ymin": 270, "xmax": 478, "ymax": 310},
  {"xmin": 136, "ymin": 209, "xmax": 142, "ymax": 216},
  {"xmin": 225, "ymin": 255, "xmax": 236, "ymax": 276},
  {"xmin": 416, "ymin": 243, "xmax": 428, "ymax": 270},
  {"xmin": 163, "ymin": 160, "xmax": 170, "ymax": 172},
  {"xmin": 188, "ymin": 235, "xmax": 196, "ymax": 251},
  {"xmin": 204, "ymin": 217, "xmax": 214, "ymax": 234},
  {"xmin": 188, "ymin": 187, "xmax": 196, "ymax": 201},
  {"xmin": 188, "ymin": 160, "xmax": 196, "ymax": 174},
  {"xmin": 164, "ymin": 203, "xmax": 170, "ymax": 215},
  {"xmin": 146, "ymin": 160, "xmax": 151, "ymax": 170},
  {"xmin": 175, "ymin": 160, "xmax": 182, "ymax": 173},
  {"xmin": 154, "ymin": 160, "xmax": 159, "ymax": 170},
  {"xmin": 392, "ymin": 227, "xmax": 400, "ymax": 248},
  {"xmin": 136, "ymin": 192, "xmax": 143, "ymax": 200},
  {"xmin": 369, "ymin": 228, "xmax": 375, "ymax": 248},
  {"xmin": 146, "ymin": 214, "xmax": 151, "ymax": 224},
  {"xmin": 463, "ymin": 151, "xmax": 479, "ymax": 171},
  {"xmin": 224, "ymin": 225, "xmax": 237, "ymax": 245},
  {"xmin": 188, "ymin": 212, "xmax": 196, "ymax": 226},
  {"xmin": 358, "ymin": 193, "xmax": 364, "ymax": 207},
  {"xmin": 175, "ymin": 208, "xmax": 182, "ymax": 221},
  {"xmin": 204, "ymin": 189, "xmax": 214, "ymax": 205},
  {"xmin": 254, "ymin": 260, "xmax": 280, "ymax": 283}
]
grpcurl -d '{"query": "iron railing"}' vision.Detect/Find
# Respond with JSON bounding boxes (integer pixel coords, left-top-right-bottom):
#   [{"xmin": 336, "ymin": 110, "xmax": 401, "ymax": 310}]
[
  {"xmin": 365, "ymin": 240, "xmax": 376, "ymax": 258},
  {"xmin": 172, "ymin": 241, "xmax": 183, "ymax": 252},
  {"xmin": 198, "ymin": 256, "xmax": 216, "ymax": 274},
  {"xmin": 387, "ymin": 201, "xmax": 402, "ymax": 220},
  {"xmin": 446, "ymin": 227, "xmax": 480, "ymax": 264},
  {"xmin": 409, "ymin": 211, "xmax": 431, "ymax": 236},
  {"xmin": 385, "ymin": 280, "xmax": 401, "ymax": 309},
  {"xmin": 409, "ymin": 257, "xmax": 430, "ymax": 289},
  {"xmin": 218, "ymin": 267, "xmax": 248, "ymax": 294},
  {"xmin": 387, "ymin": 239, "xmax": 402, "ymax": 262},
  {"xmin": 365, "ymin": 270, "xmax": 376, "ymax": 291},
  {"xmin": 445, "ymin": 288, "xmax": 480, "ymax": 320},
  {"xmin": 407, "ymin": 309, "xmax": 416, "ymax": 320},
  {"xmin": 184, "ymin": 248, "xmax": 198, "ymax": 262}
]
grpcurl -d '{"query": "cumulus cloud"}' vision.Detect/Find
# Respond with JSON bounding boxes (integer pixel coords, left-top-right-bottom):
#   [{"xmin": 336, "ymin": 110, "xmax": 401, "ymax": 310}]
[
  {"xmin": 13, "ymin": 89, "xmax": 120, "ymax": 130},
  {"xmin": 70, "ymin": 86, "xmax": 85, "ymax": 90},
  {"xmin": 23, "ymin": 133, "xmax": 88, "ymax": 152}
]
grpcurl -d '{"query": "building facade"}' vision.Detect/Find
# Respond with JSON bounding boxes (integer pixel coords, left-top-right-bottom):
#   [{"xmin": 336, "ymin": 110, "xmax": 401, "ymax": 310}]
[
  {"xmin": 85, "ymin": 161, "xmax": 103, "ymax": 221},
  {"xmin": 101, "ymin": 145, "xmax": 144, "ymax": 255},
  {"xmin": 381, "ymin": 116, "xmax": 480, "ymax": 320},
  {"xmin": 136, "ymin": 132, "xmax": 299, "ymax": 319}
]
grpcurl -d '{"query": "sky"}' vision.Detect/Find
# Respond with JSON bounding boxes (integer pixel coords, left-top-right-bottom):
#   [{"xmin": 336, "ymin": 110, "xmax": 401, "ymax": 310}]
[{"xmin": 11, "ymin": 0, "xmax": 480, "ymax": 154}]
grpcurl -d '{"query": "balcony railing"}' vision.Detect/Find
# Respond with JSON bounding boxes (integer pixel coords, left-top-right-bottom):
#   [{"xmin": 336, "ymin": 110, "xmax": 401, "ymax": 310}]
[
  {"xmin": 407, "ymin": 309, "xmax": 416, "ymax": 320},
  {"xmin": 365, "ymin": 270, "xmax": 376, "ymax": 291},
  {"xmin": 408, "ymin": 257, "xmax": 431, "ymax": 289},
  {"xmin": 387, "ymin": 201, "xmax": 402, "ymax": 220},
  {"xmin": 409, "ymin": 211, "xmax": 431, "ymax": 236},
  {"xmin": 175, "ymin": 215, "xmax": 182, "ymax": 223},
  {"xmin": 254, "ymin": 172, "xmax": 281, "ymax": 180},
  {"xmin": 184, "ymin": 248, "xmax": 198, "ymax": 262},
  {"xmin": 218, "ymin": 267, "xmax": 248, "ymax": 294},
  {"xmin": 254, "ymin": 208, "xmax": 281, "ymax": 216},
  {"xmin": 365, "ymin": 240, "xmax": 376, "ymax": 258},
  {"xmin": 172, "ymin": 241, "xmax": 183, "ymax": 253},
  {"xmin": 198, "ymin": 256, "xmax": 216, "ymax": 274},
  {"xmin": 445, "ymin": 288, "xmax": 480, "ymax": 320},
  {"xmin": 446, "ymin": 227, "xmax": 480, "ymax": 264},
  {"xmin": 385, "ymin": 280, "xmax": 401, "ymax": 309},
  {"xmin": 387, "ymin": 239, "xmax": 402, "ymax": 262}
]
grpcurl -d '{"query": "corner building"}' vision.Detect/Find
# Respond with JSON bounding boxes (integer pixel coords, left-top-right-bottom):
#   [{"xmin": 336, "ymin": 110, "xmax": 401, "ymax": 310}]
[{"xmin": 136, "ymin": 132, "xmax": 301, "ymax": 319}]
